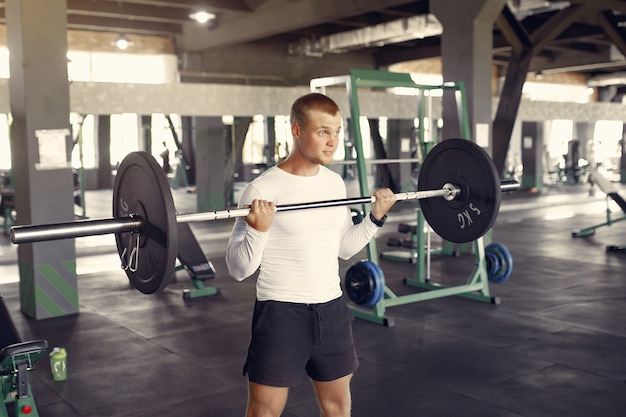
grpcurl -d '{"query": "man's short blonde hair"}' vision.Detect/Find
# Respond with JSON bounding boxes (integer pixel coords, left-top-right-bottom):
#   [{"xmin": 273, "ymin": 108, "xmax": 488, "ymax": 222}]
[{"xmin": 290, "ymin": 93, "xmax": 340, "ymax": 127}]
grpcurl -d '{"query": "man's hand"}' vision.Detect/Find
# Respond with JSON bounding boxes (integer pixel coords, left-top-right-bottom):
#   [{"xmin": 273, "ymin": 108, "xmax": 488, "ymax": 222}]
[
  {"xmin": 371, "ymin": 188, "xmax": 397, "ymax": 221},
  {"xmin": 243, "ymin": 199, "xmax": 276, "ymax": 232}
]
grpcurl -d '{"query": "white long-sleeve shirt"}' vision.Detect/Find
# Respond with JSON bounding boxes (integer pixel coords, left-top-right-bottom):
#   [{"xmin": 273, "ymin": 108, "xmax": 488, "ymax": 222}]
[{"xmin": 225, "ymin": 165, "xmax": 380, "ymax": 304}]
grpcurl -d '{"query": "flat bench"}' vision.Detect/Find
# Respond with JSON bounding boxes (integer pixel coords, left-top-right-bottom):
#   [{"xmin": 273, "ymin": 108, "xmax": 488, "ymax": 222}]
[
  {"xmin": 572, "ymin": 169, "xmax": 626, "ymax": 238},
  {"xmin": 175, "ymin": 222, "xmax": 219, "ymax": 300}
]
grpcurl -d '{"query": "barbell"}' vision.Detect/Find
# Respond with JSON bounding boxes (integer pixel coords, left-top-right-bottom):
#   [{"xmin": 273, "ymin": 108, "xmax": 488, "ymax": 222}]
[{"xmin": 10, "ymin": 138, "xmax": 518, "ymax": 295}]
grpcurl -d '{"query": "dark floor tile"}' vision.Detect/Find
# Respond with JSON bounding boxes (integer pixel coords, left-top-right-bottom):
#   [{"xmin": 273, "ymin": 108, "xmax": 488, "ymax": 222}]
[
  {"xmin": 530, "ymin": 298, "xmax": 626, "ymax": 336},
  {"xmin": 289, "ymin": 375, "xmax": 523, "ymax": 417},
  {"xmin": 31, "ymin": 400, "xmax": 83, "ymax": 417},
  {"xmin": 418, "ymin": 307, "xmax": 570, "ymax": 348},
  {"xmin": 150, "ymin": 324, "xmax": 251, "ymax": 372},
  {"xmin": 103, "ymin": 298, "xmax": 249, "ymax": 339},
  {"xmin": 115, "ymin": 387, "xmax": 249, "ymax": 417},
  {"xmin": 41, "ymin": 353, "xmax": 238, "ymax": 416},
  {"xmin": 509, "ymin": 326, "xmax": 626, "ymax": 380},
  {"xmin": 12, "ymin": 309, "xmax": 121, "ymax": 348},
  {"xmin": 27, "ymin": 325, "xmax": 170, "ymax": 383},
  {"xmin": 352, "ymin": 319, "xmax": 447, "ymax": 352},
  {"xmin": 358, "ymin": 335, "xmax": 553, "ymax": 395},
  {"xmin": 470, "ymin": 364, "xmax": 626, "ymax": 417}
]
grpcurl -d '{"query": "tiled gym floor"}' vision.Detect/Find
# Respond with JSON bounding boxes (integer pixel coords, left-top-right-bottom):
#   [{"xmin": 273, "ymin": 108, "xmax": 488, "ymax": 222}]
[{"xmin": 2, "ymin": 181, "xmax": 626, "ymax": 416}]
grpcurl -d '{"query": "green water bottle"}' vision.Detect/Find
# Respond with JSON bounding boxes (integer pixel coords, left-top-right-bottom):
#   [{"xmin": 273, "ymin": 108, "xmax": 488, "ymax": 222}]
[{"xmin": 50, "ymin": 347, "xmax": 67, "ymax": 381}]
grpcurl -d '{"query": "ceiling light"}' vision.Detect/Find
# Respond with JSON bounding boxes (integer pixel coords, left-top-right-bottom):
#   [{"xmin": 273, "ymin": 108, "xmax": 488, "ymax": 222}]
[
  {"xmin": 113, "ymin": 34, "xmax": 133, "ymax": 50},
  {"xmin": 189, "ymin": 11, "xmax": 216, "ymax": 24}
]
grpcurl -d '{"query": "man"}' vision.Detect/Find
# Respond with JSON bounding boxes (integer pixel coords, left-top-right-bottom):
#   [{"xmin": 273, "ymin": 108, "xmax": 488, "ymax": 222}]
[{"xmin": 226, "ymin": 92, "xmax": 396, "ymax": 417}]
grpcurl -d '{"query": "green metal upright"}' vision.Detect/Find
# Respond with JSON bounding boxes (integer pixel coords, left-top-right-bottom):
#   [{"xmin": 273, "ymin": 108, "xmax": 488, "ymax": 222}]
[{"xmin": 311, "ymin": 69, "xmax": 497, "ymax": 327}]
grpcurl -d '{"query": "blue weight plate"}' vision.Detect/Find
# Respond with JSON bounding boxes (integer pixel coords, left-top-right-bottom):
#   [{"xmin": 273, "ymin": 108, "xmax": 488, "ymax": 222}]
[
  {"xmin": 362, "ymin": 261, "xmax": 385, "ymax": 307},
  {"xmin": 485, "ymin": 251, "xmax": 501, "ymax": 276},
  {"xmin": 485, "ymin": 243, "xmax": 513, "ymax": 283},
  {"xmin": 113, "ymin": 151, "xmax": 178, "ymax": 294}
]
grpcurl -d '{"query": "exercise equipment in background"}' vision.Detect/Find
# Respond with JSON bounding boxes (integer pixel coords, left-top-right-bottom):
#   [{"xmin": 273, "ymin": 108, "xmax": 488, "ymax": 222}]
[
  {"xmin": 175, "ymin": 222, "xmax": 219, "ymax": 300},
  {"xmin": 572, "ymin": 168, "xmax": 626, "ymax": 238},
  {"xmin": 0, "ymin": 295, "xmax": 47, "ymax": 417}
]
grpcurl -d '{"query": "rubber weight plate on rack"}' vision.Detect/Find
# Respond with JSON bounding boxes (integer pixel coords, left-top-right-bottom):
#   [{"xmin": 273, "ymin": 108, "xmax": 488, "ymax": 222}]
[
  {"xmin": 485, "ymin": 250, "xmax": 501, "ymax": 276},
  {"xmin": 418, "ymin": 138, "xmax": 501, "ymax": 243},
  {"xmin": 113, "ymin": 151, "xmax": 178, "ymax": 294},
  {"xmin": 485, "ymin": 243, "xmax": 513, "ymax": 283},
  {"xmin": 345, "ymin": 260, "xmax": 385, "ymax": 307}
]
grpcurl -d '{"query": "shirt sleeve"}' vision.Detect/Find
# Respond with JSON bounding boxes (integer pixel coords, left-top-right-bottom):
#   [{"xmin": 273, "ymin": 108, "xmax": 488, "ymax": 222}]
[
  {"xmin": 337, "ymin": 209, "xmax": 380, "ymax": 260},
  {"xmin": 225, "ymin": 184, "xmax": 270, "ymax": 281}
]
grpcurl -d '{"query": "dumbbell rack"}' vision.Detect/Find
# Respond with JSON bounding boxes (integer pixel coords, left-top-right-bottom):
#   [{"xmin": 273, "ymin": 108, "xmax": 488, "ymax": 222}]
[
  {"xmin": 380, "ymin": 221, "xmax": 461, "ymax": 264},
  {"xmin": 311, "ymin": 69, "xmax": 498, "ymax": 327}
]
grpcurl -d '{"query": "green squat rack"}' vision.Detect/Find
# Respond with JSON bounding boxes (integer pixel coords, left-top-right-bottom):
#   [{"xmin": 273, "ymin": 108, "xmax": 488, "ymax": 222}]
[{"xmin": 311, "ymin": 69, "xmax": 513, "ymax": 327}]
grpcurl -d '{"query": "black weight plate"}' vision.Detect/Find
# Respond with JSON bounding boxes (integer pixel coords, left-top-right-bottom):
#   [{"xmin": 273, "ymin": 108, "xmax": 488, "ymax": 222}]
[
  {"xmin": 345, "ymin": 262, "xmax": 375, "ymax": 305},
  {"xmin": 345, "ymin": 261, "xmax": 385, "ymax": 307},
  {"xmin": 418, "ymin": 139, "xmax": 500, "ymax": 243},
  {"xmin": 113, "ymin": 151, "xmax": 178, "ymax": 294}
]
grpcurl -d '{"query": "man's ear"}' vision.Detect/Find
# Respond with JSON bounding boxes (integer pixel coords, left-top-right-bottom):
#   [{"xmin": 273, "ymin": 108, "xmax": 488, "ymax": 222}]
[{"xmin": 291, "ymin": 123, "xmax": 300, "ymax": 140}]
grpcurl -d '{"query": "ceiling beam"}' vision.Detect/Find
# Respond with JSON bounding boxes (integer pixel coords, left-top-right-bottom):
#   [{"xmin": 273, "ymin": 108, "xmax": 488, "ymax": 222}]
[
  {"xmin": 177, "ymin": 0, "xmax": 416, "ymax": 52},
  {"xmin": 495, "ymin": 4, "xmax": 533, "ymax": 57},
  {"xmin": 568, "ymin": 0, "xmax": 626, "ymax": 15},
  {"xmin": 67, "ymin": 15, "xmax": 182, "ymax": 36},
  {"xmin": 530, "ymin": 4, "xmax": 589, "ymax": 50},
  {"xmin": 287, "ymin": 14, "xmax": 442, "ymax": 57},
  {"xmin": 97, "ymin": 0, "xmax": 251, "ymax": 12},
  {"xmin": 67, "ymin": 0, "xmax": 192, "ymax": 23},
  {"xmin": 598, "ymin": 10, "xmax": 626, "ymax": 59},
  {"xmin": 375, "ymin": 37, "xmax": 440, "ymax": 67}
]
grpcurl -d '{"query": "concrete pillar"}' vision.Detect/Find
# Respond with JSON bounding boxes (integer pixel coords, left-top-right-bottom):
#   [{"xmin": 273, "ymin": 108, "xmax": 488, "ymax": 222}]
[
  {"xmin": 6, "ymin": 0, "xmax": 78, "ymax": 319},
  {"xmin": 97, "ymin": 115, "xmax": 112, "ymax": 189},
  {"xmin": 621, "ymin": 125, "xmax": 626, "ymax": 184},
  {"xmin": 266, "ymin": 116, "xmax": 276, "ymax": 166},
  {"xmin": 431, "ymin": 0, "xmax": 505, "ymax": 151},
  {"xmin": 193, "ymin": 117, "xmax": 227, "ymax": 212},
  {"xmin": 520, "ymin": 121, "xmax": 544, "ymax": 192},
  {"xmin": 181, "ymin": 116, "xmax": 196, "ymax": 185},
  {"xmin": 387, "ymin": 119, "xmax": 415, "ymax": 192},
  {"xmin": 139, "ymin": 115, "xmax": 152, "ymax": 152},
  {"xmin": 574, "ymin": 122, "xmax": 595, "ymax": 166}
]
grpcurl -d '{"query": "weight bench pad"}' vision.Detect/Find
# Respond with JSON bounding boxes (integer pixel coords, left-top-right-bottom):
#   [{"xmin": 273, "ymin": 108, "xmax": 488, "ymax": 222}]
[
  {"xmin": 589, "ymin": 170, "xmax": 626, "ymax": 214},
  {"xmin": 608, "ymin": 192, "xmax": 626, "ymax": 214},
  {"xmin": 0, "ymin": 341, "xmax": 48, "ymax": 363},
  {"xmin": 176, "ymin": 222, "xmax": 216, "ymax": 280}
]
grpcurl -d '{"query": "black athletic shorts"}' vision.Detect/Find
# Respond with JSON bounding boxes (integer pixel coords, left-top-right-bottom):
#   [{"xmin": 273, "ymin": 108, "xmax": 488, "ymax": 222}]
[{"xmin": 243, "ymin": 296, "xmax": 359, "ymax": 387}]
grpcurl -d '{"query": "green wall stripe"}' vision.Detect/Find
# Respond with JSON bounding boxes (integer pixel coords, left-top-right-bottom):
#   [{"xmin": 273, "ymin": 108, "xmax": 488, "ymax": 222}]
[
  {"xmin": 33, "ymin": 284, "xmax": 65, "ymax": 317},
  {"xmin": 35, "ymin": 264, "xmax": 79, "ymax": 310},
  {"xmin": 62, "ymin": 260, "xmax": 77, "ymax": 276}
]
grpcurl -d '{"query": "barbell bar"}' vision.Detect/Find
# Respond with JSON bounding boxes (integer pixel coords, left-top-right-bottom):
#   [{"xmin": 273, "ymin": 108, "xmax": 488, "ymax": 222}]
[
  {"xmin": 10, "ymin": 138, "xmax": 518, "ymax": 294},
  {"xmin": 9, "ymin": 184, "xmax": 471, "ymax": 242},
  {"xmin": 11, "ymin": 180, "xmax": 514, "ymax": 243}
]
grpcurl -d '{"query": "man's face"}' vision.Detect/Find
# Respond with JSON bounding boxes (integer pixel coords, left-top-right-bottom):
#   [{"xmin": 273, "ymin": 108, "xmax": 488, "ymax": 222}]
[{"xmin": 293, "ymin": 109, "xmax": 342, "ymax": 166}]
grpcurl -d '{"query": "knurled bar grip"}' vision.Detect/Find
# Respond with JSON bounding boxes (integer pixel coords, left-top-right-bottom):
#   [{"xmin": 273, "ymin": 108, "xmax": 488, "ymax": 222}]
[{"xmin": 175, "ymin": 186, "xmax": 456, "ymax": 223}]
